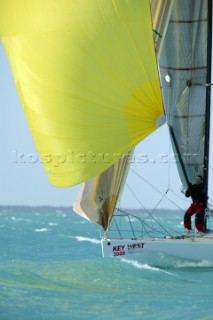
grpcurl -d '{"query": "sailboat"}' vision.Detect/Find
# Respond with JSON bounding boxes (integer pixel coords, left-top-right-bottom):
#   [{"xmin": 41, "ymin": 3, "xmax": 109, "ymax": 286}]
[{"xmin": 0, "ymin": 0, "xmax": 213, "ymax": 261}]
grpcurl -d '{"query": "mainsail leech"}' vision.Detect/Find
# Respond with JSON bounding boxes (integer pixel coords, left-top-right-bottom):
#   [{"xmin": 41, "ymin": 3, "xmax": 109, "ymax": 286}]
[{"xmin": 159, "ymin": 0, "xmax": 210, "ymax": 189}]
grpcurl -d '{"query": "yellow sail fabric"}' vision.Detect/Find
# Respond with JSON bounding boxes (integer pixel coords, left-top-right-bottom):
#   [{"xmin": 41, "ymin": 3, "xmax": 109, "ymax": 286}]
[
  {"xmin": 0, "ymin": 0, "xmax": 164, "ymax": 187},
  {"xmin": 73, "ymin": 0, "xmax": 171, "ymax": 230},
  {"xmin": 0, "ymin": 0, "xmax": 82, "ymax": 36}
]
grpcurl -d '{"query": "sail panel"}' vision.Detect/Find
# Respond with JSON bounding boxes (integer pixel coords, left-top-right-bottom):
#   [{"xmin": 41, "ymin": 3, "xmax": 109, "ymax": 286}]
[
  {"xmin": 150, "ymin": 0, "xmax": 174, "ymax": 57},
  {"xmin": 73, "ymin": 1, "xmax": 173, "ymax": 230},
  {"xmin": 1, "ymin": 0, "xmax": 164, "ymax": 187},
  {"xmin": 159, "ymin": 0, "xmax": 209, "ymax": 187},
  {"xmin": 73, "ymin": 150, "xmax": 133, "ymax": 230},
  {"xmin": 0, "ymin": 1, "xmax": 63, "ymax": 36}
]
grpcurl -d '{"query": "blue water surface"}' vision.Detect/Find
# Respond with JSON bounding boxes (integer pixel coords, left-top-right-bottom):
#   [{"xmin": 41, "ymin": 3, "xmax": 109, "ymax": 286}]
[{"xmin": 1, "ymin": 207, "xmax": 213, "ymax": 320}]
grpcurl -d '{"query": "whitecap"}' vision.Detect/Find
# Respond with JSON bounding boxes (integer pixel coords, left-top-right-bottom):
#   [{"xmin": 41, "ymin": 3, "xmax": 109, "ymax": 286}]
[
  {"xmin": 72, "ymin": 236, "xmax": 101, "ymax": 244},
  {"xmin": 176, "ymin": 260, "xmax": 213, "ymax": 268},
  {"xmin": 55, "ymin": 210, "xmax": 67, "ymax": 218},
  {"xmin": 48, "ymin": 222, "xmax": 58, "ymax": 226},
  {"xmin": 11, "ymin": 216, "xmax": 32, "ymax": 222},
  {"xmin": 34, "ymin": 228, "xmax": 49, "ymax": 232},
  {"xmin": 11, "ymin": 216, "xmax": 21, "ymax": 221},
  {"xmin": 121, "ymin": 258, "xmax": 176, "ymax": 276}
]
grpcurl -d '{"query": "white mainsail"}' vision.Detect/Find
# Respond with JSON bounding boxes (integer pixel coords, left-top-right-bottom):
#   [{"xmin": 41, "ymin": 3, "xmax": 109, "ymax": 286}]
[{"xmin": 159, "ymin": 0, "xmax": 210, "ymax": 190}]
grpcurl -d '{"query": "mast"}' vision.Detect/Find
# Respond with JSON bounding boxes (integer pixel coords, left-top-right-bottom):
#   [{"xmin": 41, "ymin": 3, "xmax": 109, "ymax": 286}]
[
  {"xmin": 203, "ymin": 0, "xmax": 212, "ymax": 204},
  {"xmin": 169, "ymin": 126, "xmax": 190, "ymax": 188}
]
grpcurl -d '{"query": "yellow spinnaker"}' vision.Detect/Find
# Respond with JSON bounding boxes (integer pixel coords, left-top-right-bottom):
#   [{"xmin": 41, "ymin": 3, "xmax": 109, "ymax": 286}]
[{"xmin": 0, "ymin": 0, "xmax": 164, "ymax": 187}]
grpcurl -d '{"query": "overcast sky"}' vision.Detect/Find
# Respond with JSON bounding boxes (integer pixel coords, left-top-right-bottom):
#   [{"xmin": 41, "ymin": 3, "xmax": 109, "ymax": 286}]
[{"xmin": 1, "ymin": 41, "xmax": 212, "ymax": 211}]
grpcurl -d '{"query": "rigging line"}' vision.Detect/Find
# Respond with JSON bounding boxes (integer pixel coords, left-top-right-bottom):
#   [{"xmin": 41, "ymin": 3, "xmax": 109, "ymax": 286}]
[
  {"xmin": 114, "ymin": 209, "xmax": 149, "ymax": 236},
  {"xmin": 116, "ymin": 209, "xmax": 164, "ymax": 237},
  {"xmin": 125, "ymin": 181, "xmax": 164, "ymax": 215},
  {"xmin": 130, "ymin": 168, "xmax": 185, "ymax": 212},
  {"xmin": 167, "ymin": 123, "xmax": 172, "ymax": 192},
  {"xmin": 117, "ymin": 208, "xmax": 182, "ymax": 237},
  {"xmin": 125, "ymin": 182, "xmax": 172, "ymax": 235},
  {"xmin": 190, "ymin": 83, "xmax": 213, "ymax": 87},
  {"xmin": 169, "ymin": 189, "xmax": 191, "ymax": 202},
  {"xmin": 203, "ymin": 0, "xmax": 212, "ymax": 225}
]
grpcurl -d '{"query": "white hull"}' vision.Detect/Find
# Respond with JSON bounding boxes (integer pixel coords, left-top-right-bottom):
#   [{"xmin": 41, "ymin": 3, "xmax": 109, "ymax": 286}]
[{"xmin": 101, "ymin": 232, "xmax": 213, "ymax": 262}]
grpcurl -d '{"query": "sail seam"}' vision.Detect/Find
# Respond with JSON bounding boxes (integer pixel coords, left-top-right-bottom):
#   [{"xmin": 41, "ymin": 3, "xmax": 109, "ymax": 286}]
[
  {"xmin": 160, "ymin": 66, "xmax": 207, "ymax": 71},
  {"xmin": 169, "ymin": 19, "xmax": 207, "ymax": 24}
]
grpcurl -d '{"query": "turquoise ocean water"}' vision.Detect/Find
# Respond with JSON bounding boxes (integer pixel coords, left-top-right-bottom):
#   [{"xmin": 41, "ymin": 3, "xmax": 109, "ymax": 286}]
[{"xmin": 1, "ymin": 206, "xmax": 213, "ymax": 320}]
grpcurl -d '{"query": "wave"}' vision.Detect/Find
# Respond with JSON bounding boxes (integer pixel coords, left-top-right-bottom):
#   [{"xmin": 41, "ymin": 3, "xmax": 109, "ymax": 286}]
[
  {"xmin": 48, "ymin": 222, "xmax": 58, "ymax": 226},
  {"xmin": 121, "ymin": 258, "xmax": 177, "ymax": 276},
  {"xmin": 72, "ymin": 236, "xmax": 101, "ymax": 244},
  {"xmin": 56, "ymin": 209, "xmax": 64, "ymax": 214},
  {"xmin": 175, "ymin": 260, "xmax": 213, "ymax": 268},
  {"xmin": 34, "ymin": 228, "xmax": 49, "ymax": 232},
  {"xmin": 11, "ymin": 216, "xmax": 32, "ymax": 222}
]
